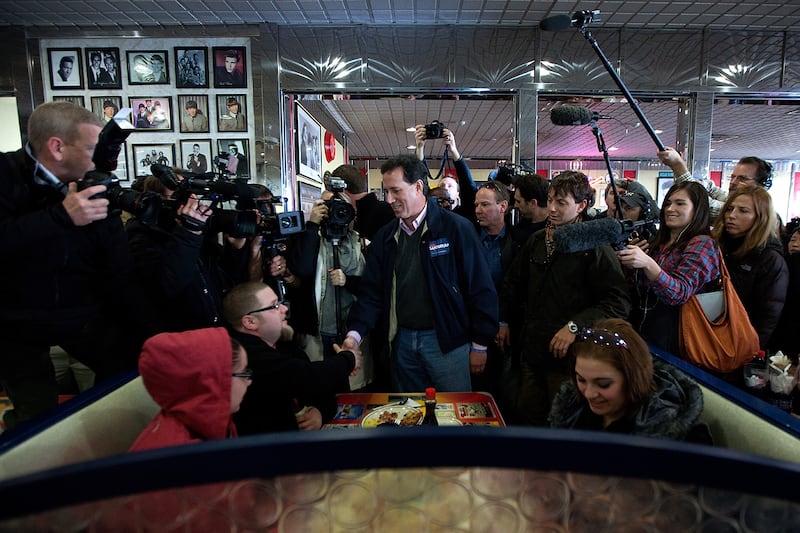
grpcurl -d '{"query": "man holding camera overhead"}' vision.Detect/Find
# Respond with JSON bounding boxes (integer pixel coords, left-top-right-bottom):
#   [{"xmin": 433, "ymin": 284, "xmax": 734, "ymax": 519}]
[
  {"xmin": 0, "ymin": 102, "xmax": 147, "ymax": 429},
  {"xmin": 342, "ymin": 155, "xmax": 497, "ymax": 392}
]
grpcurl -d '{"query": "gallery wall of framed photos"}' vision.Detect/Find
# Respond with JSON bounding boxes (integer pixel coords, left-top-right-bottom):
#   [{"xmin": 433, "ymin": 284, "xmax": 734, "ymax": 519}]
[{"xmin": 40, "ymin": 38, "xmax": 252, "ymax": 182}]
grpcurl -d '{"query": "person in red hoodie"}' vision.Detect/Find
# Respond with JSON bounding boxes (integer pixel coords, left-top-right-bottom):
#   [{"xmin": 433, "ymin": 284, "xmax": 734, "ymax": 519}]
[{"xmin": 129, "ymin": 327, "xmax": 250, "ymax": 452}]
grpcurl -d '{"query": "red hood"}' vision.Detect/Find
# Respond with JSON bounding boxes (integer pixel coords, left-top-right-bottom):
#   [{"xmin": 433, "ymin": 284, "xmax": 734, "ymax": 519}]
[{"xmin": 138, "ymin": 327, "xmax": 233, "ymax": 441}]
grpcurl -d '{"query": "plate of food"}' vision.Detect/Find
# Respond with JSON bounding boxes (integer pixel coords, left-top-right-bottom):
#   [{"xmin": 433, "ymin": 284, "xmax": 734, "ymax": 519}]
[{"xmin": 361, "ymin": 403, "xmax": 423, "ymax": 428}]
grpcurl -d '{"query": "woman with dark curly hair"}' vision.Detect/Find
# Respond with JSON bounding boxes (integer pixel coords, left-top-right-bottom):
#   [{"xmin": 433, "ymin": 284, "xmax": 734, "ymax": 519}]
[{"xmin": 548, "ymin": 318, "xmax": 710, "ymax": 443}]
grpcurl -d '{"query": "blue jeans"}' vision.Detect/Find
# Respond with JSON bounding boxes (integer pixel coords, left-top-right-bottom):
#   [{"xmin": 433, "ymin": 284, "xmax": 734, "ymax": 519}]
[{"xmin": 391, "ymin": 328, "xmax": 471, "ymax": 392}]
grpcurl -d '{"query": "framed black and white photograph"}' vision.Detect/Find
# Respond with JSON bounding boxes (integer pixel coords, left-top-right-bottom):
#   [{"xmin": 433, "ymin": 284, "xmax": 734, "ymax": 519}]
[
  {"xmin": 90, "ymin": 96, "xmax": 122, "ymax": 124},
  {"xmin": 174, "ymin": 47, "xmax": 209, "ymax": 88},
  {"xmin": 48, "ymin": 48, "xmax": 83, "ymax": 90},
  {"xmin": 129, "ymin": 96, "xmax": 173, "ymax": 131},
  {"xmin": 126, "ymin": 50, "xmax": 169, "ymax": 85},
  {"xmin": 180, "ymin": 139, "xmax": 212, "ymax": 175},
  {"xmin": 298, "ymin": 179, "xmax": 322, "ymax": 223},
  {"xmin": 216, "ymin": 139, "xmax": 249, "ymax": 178},
  {"xmin": 657, "ymin": 176, "xmax": 674, "ymax": 210},
  {"xmin": 52, "ymin": 95, "xmax": 85, "ymax": 107},
  {"xmin": 177, "ymin": 95, "xmax": 210, "ymax": 134},
  {"xmin": 85, "ymin": 48, "xmax": 121, "ymax": 89},
  {"xmin": 133, "ymin": 144, "xmax": 175, "ymax": 178},
  {"xmin": 216, "ymin": 94, "xmax": 247, "ymax": 133},
  {"xmin": 296, "ymin": 103, "xmax": 322, "ymax": 182},
  {"xmin": 212, "ymin": 46, "xmax": 247, "ymax": 88}
]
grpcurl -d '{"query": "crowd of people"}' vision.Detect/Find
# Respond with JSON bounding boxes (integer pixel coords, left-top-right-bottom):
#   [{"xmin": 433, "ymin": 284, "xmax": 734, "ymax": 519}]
[{"xmin": 2, "ymin": 102, "xmax": 799, "ymax": 455}]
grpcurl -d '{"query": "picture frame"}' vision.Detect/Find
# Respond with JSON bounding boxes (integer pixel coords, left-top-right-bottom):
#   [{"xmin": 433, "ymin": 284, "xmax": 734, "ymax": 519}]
[
  {"xmin": 133, "ymin": 144, "xmax": 175, "ymax": 178},
  {"xmin": 113, "ymin": 141, "xmax": 130, "ymax": 182},
  {"xmin": 85, "ymin": 47, "xmax": 122, "ymax": 89},
  {"xmin": 128, "ymin": 96, "xmax": 173, "ymax": 131},
  {"xmin": 126, "ymin": 50, "xmax": 170, "ymax": 85},
  {"xmin": 296, "ymin": 103, "xmax": 322, "ymax": 182},
  {"xmin": 48, "ymin": 48, "xmax": 83, "ymax": 90},
  {"xmin": 90, "ymin": 96, "xmax": 122, "ymax": 124},
  {"xmin": 52, "ymin": 95, "xmax": 85, "ymax": 107},
  {"xmin": 216, "ymin": 139, "xmax": 249, "ymax": 179},
  {"xmin": 298, "ymin": 178, "xmax": 322, "ymax": 223},
  {"xmin": 212, "ymin": 46, "xmax": 247, "ymax": 88},
  {"xmin": 216, "ymin": 94, "xmax": 247, "ymax": 133},
  {"xmin": 656, "ymin": 177, "xmax": 674, "ymax": 209},
  {"xmin": 180, "ymin": 139, "xmax": 212, "ymax": 175},
  {"xmin": 177, "ymin": 95, "xmax": 210, "ymax": 134},
  {"xmin": 174, "ymin": 47, "xmax": 209, "ymax": 88}
]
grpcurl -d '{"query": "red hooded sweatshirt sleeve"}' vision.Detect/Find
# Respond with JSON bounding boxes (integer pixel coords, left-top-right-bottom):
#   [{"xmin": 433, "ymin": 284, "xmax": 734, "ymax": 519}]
[{"xmin": 129, "ymin": 327, "xmax": 238, "ymax": 452}]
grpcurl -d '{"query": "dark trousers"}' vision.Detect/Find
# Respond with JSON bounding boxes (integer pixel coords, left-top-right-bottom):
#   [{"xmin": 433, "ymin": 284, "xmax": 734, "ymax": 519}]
[
  {"xmin": 0, "ymin": 316, "xmax": 141, "ymax": 430},
  {"xmin": 517, "ymin": 360, "xmax": 570, "ymax": 426}
]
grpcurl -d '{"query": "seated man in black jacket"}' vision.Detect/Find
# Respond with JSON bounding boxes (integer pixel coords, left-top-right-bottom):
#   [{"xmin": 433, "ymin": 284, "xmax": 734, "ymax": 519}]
[{"xmin": 223, "ymin": 281, "xmax": 359, "ymax": 434}]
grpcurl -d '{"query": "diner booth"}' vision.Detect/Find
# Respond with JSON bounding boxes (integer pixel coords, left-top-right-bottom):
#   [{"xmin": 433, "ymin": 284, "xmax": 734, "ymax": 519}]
[{"xmin": 0, "ymin": 350, "xmax": 800, "ymax": 531}]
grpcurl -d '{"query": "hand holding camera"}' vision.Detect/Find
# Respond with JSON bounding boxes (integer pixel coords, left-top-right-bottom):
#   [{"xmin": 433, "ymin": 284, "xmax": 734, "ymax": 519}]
[{"xmin": 63, "ymin": 181, "xmax": 110, "ymax": 226}]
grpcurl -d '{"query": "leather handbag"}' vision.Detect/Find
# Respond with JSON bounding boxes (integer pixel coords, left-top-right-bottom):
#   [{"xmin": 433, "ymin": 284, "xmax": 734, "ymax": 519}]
[{"xmin": 678, "ymin": 254, "xmax": 759, "ymax": 373}]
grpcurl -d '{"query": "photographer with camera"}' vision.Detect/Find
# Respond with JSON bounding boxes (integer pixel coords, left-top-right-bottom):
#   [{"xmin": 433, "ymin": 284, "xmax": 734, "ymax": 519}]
[
  {"xmin": 126, "ymin": 166, "xmax": 252, "ymax": 333},
  {"xmin": 415, "ymin": 123, "xmax": 478, "ymax": 227},
  {"xmin": 288, "ymin": 179, "xmax": 369, "ymax": 389},
  {"xmin": 0, "ymin": 101, "xmax": 149, "ymax": 429},
  {"xmin": 327, "ymin": 164, "xmax": 394, "ymax": 244}
]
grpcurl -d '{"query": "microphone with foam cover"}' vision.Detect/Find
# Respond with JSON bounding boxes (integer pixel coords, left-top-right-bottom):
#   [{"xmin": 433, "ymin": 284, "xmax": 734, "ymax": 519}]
[
  {"xmin": 553, "ymin": 217, "xmax": 624, "ymax": 254},
  {"xmin": 539, "ymin": 14, "xmax": 572, "ymax": 31},
  {"xmin": 550, "ymin": 105, "xmax": 595, "ymax": 126}
]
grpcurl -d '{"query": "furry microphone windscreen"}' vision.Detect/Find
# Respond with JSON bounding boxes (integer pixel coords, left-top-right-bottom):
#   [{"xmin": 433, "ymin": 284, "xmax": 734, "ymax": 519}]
[{"xmin": 553, "ymin": 217, "xmax": 624, "ymax": 254}]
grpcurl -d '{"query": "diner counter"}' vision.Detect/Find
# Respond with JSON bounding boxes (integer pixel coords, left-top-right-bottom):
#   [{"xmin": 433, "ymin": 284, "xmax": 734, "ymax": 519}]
[{"xmin": 324, "ymin": 391, "xmax": 506, "ymax": 428}]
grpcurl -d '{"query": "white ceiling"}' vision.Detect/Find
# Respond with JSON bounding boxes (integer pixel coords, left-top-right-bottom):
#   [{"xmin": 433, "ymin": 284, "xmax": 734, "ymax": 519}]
[
  {"xmin": 2, "ymin": 1, "xmax": 799, "ymax": 31},
  {"xmin": 3, "ymin": 1, "xmax": 799, "ymax": 164}
]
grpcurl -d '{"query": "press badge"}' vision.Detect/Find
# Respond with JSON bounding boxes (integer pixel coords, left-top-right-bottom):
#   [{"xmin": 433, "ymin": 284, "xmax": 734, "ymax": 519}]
[{"xmin": 429, "ymin": 238, "xmax": 450, "ymax": 257}]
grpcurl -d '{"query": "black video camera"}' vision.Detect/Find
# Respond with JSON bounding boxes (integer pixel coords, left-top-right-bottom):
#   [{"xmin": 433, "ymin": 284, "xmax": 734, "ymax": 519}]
[
  {"xmin": 424, "ymin": 120, "xmax": 446, "ymax": 140},
  {"xmin": 149, "ymin": 163, "xmax": 305, "ymax": 239},
  {"xmin": 616, "ymin": 218, "xmax": 657, "ymax": 250},
  {"xmin": 321, "ymin": 174, "xmax": 356, "ymax": 242}
]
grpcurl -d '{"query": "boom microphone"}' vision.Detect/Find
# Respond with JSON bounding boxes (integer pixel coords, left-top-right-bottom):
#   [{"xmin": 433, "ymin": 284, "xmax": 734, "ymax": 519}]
[
  {"xmin": 539, "ymin": 14, "xmax": 572, "ymax": 31},
  {"xmin": 553, "ymin": 217, "xmax": 623, "ymax": 254},
  {"xmin": 550, "ymin": 105, "xmax": 613, "ymax": 126}
]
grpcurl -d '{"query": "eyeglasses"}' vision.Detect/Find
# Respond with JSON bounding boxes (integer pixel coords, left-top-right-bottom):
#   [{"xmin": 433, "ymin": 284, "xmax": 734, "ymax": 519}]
[
  {"xmin": 576, "ymin": 328, "xmax": 628, "ymax": 349},
  {"xmin": 245, "ymin": 300, "xmax": 285, "ymax": 315},
  {"xmin": 232, "ymin": 368, "xmax": 253, "ymax": 380}
]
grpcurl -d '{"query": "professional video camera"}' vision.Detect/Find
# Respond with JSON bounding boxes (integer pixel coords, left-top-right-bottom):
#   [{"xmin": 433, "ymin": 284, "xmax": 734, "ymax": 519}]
[
  {"xmin": 77, "ymin": 111, "xmax": 161, "ymax": 223},
  {"xmin": 424, "ymin": 120, "xmax": 447, "ymax": 140},
  {"xmin": 150, "ymin": 163, "xmax": 305, "ymax": 239},
  {"xmin": 321, "ymin": 173, "xmax": 356, "ymax": 242},
  {"xmin": 213, "ymin": 152, "xmax": 230, "ymax": 177}
]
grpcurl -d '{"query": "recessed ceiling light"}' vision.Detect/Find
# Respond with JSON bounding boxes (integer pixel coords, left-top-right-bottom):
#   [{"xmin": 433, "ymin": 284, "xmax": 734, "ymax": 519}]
[
  {"xmin": 405, "ymin": 127, "xmax": 415, "ymax": 132},
  {"xmin": 654, "ymin": 129, "xmax": 663, "ymax": 134},
  {"xmin": 609, "ymin": 146, "xmax": 619, "ymax": 151},
  {"xmin": 407, "ymin": 145, "xmax": 416, "ymax": 150}
]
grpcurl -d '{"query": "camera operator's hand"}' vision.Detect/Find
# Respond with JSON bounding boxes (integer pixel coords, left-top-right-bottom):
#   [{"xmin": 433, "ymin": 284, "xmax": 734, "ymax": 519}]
[
  {"xmin": 414, "ymin": 124, "xmax": 426, "ymax": 160},
  {"xmin": 63, "ymin": 182, "xmax": 109, "ymax": 226},
  {"xmin": 177, "ymin": 194, "xmax": 211, "ymax": 235},
  {"xmin": 443, "ymin": 128, "xmax": 462, "ymax": 162},
  {"xmin": 268, "ymin": 254, "xmax": 288, "ymax": 278},
  {"xmin": 615, "ymin": 245, "xmax": 661, "ymax": 280},
  {"xmin": 309, "ymin": 199, "xmax": 328, "ymax": 225},
  {"xmin": 657, "ymin": 147, "xmax": 689, "ymax": 176},
  {"xmin": 627, "ymin": 236, "xmax": 650, "ymax": 252},
  {"xmin": 328, "ymin": 268, "xmax": 346, "ymax": 287}
]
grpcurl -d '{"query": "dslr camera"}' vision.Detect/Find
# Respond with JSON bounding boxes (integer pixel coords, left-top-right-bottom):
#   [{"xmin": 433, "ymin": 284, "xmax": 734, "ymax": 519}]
[
  {"xmin": 424, "ymin": 120, "xmax": 446, "ymax": 140},
  {"xmin": 77, "ymin": 113, "xmax": 161, "ymax": 223}
]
